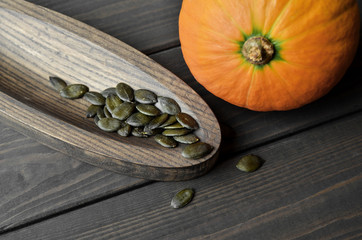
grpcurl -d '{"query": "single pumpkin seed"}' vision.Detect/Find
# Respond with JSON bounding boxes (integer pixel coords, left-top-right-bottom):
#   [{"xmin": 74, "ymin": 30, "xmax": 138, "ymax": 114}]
[
  {"xmin": 49, "ymin": 76, "xmax": 67, "ymax": 91},
  {"xmin": 182, "ymin": 142, "xmax": 213, "ymax": 159},
  {"xmin": 173, "ymin": 134, "xmax": 200, "ymax": 144},
  {"xmin": 116, "ymin": 82, "xmax": 134, "ymax": 102},
  {"xmin": 97, "ymin": 107, "xmax": 106, "ymax": 119},
  {"xmin": 131, "ymin": 127, "xmax": 148, "ymax": 138},
  {"xmin": 104, "ymin": 106, "xmax": 112, "ymax": 118},
  {"xmin": 106, "ymin": 94, "xmax": 122, "ymax": 113},
  {"xmin": 236, "ymin": 154, "xmax": 263, "ymax": 172},
  {"xmin": 86, "ymin": 104, "xmax": 102, "ymax": 118},
  {"xmin": 154, "ymin": 134, "xmax": 177, "ymax": 148},
  {"xmin": 158, "ymin": 96, "xmax": 181, "ymax": 115},
  {"xmin": 117, "ymin": 123, "xmax": 132, "ymax": 137},
  {"xmin": 134, "ymin": 89, "xmax": 157, "ymax": 104},
  {"xmin": 176, "ymin": 112, "xmax": 199, "ymax": 130},
  {"xmin": 97, "ymin": 118, "xmax": 122, "ymax": 132},
  {"xmin": 126, "ymin": 112, "xmax": 153, "ymax": 127},
  {"xmin": 136, "ymin": 104, "xmax": 161, "ymax": 116},
  {"xmin": 94, "ymin": 115, "xmax": 100, "ymax": 125},
  {"xmin": 162, "ymin": 128, "xmax": 191, "ymax": 137},
  {"xmin": 60, "ymin": 84, "xmax": 89, "ymax": 99},
  {"xmin": 112, "ymin": 102, "xmax": 136, "ymax": 120},
  {"xmin": 163, "ymin": 122, "xmax": 184, "ymax": 129},
  {"xmin": 147, "ymin": 113, "xmax": 169, "ymax": 130},
  {"xmin": 84, "ymin": 91, "xmax": 105, "ymax": 105},
  {"xmin": 101, "ymin": 87, "xmax": 116, "ymax": 98},
  {"xmin": 159, "ymin": 115, "xmax": 177, "ymax": 128},
  {"xmin": 170, "ymin": 188, "xmax": 194, "ymax": 209}
]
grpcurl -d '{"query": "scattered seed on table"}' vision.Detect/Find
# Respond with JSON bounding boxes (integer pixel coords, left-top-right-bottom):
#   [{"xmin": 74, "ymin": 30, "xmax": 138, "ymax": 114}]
[
  {"xmin": 170, "ymin": 188, "xmax": 195, "ymax": 209},
  {"xmin": 236, "ymin": 154, "xmax": 263, "ymax": 172}
]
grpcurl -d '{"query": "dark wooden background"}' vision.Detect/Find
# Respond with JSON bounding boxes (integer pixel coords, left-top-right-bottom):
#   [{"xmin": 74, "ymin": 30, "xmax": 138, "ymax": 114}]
[{"xmin": 1, "ymin": 0, "xmax": 361, "ymax": 239}]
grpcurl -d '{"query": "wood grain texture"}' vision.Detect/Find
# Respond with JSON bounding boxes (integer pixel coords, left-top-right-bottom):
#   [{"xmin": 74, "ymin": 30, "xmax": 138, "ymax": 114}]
[
  {"xmin": 26, "ymin": 0, "xmax": 182, "ymax": 54},
  {"xmin": 3, "ymin": 111, "xmax": 361, "ymax": 240},
  {"xmin": 0, "ymin": 0, "xmax": 221, "ymax": 181},
  {"xmin": 0, "ymin": 122, "xmax": 148, "ymax": 232},
  {"xmin": 0, "ymin": 0, "xmax": 361, "ymax": 236}
]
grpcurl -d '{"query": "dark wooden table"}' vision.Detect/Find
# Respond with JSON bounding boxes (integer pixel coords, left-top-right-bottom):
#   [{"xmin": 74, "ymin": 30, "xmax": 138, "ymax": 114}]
[{"xmin": 1, "ymin": 1, "xmax": 361, "ymax": 239}]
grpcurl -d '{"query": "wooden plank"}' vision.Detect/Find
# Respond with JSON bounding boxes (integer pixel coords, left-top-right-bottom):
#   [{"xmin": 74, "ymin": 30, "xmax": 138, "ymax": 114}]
[
  {"xmin": 2, "ymin": 111, "xmax": 361, "ymax": 239},
  {"xmin": 26, "ymin": 0, "xmax": 182, "ymax": 54},
  {"xmin": 150, "ymin": 44, "xmax": 362, "ymax": 153},
  {"xmin": 0, "ymin": 124, "xmax": 148, "ymax": 232}
]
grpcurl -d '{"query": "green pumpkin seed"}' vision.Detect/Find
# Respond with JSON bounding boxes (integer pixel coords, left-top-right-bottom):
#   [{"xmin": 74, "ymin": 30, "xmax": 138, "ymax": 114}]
[
  {"xmin": 176, "ymin": 112, "xmax": 199, "ymax": 130},
  {"xmin": 94, "ymin": 115, "xmax": 100, "ymax": 125},
  {"xmin": 163, "ymin": 122, "xmax": 184, "ymax": 129},
  {"xmin": 84, "ymin": 91, "xmax": 105, "ymax": 105},
  {"xmin": 173, "ymin": 134, "xmax": 200, "ymax": 144},
  {"xmin": 112, "ymin": 102, "xmax": 136, "ymax": 120},
  {"xmin": 97, "ymin": 107, "xmax": 106, "ymax": 119},
  {"xmin": 125, "ymin": 112, "xmax": 153, "ymax": 127},
  {"xmin": 86, "ymin": 104, "xmax": 102, "ymax": 118},
  {"xmin": 49, "ymin": 76, "xmax": 67, "ymax": 91},
  {"xmin": 159, "ymin": 115, "xmax": 177, "ymax": 128},
  {"xmin": 182, "ymin": 142, "xmax": 213, "ymax": 159},
  {"xmin": 97, "ymin": 118, "xmax": 122, "ymax": 132},
  {"xmin": 106, "ymin": 94, "xmax": 122, "ymax": 113},
  {"xmin": 158, "ymin": 97, "xmax": 181, "ymax": 115},
  {"xmin": 134, "ymin": 89, "xmax": 157, "ymax": 104},
  {"xmin": 117, "ymin": 123, "xmax": 132, "ymax": 137},
  {"xmin": 136, "ymin": 104, "xmax": 161, "ymax": 116},
  {"xmin": 131, "ymin": 127, "xmax": 148, "ymax": 138},
  {"xmin": 101, "ymin": 87, "xmax": 116, "ymax": 98},
  {"xmin": 170, "ymin": 188, "xmax": 194, "ymax": 209},
  {"xmin": 154, "ymin": 134, "xmax": 177, "ymax": 148},
  {"xmin": 116, "ymin": 82, "xmax": 134, "ymax": 102},
  {"xmin": 162, "ymin": 128, "xmax": 191, "ymax": 137},
  {"xmin": 60, "ymin": 84, "xmax": 89, "ymax": 99},
  {"xmin": 104, "ymin": 106, "xmax": 112, "ymax": 118},
  {"xmin": 236, "ymin": 154, "xmax": 263, "ymax": 172},
  {"xmin": 147, "ymin": 113, "xmax": 169, "ymax": 130}
]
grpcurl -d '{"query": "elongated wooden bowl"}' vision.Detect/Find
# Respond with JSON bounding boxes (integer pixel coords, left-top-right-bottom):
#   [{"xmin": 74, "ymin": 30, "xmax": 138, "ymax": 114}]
[{"xmin": 0, "ymin": 0, "xmax": 221, "ymax": 181}]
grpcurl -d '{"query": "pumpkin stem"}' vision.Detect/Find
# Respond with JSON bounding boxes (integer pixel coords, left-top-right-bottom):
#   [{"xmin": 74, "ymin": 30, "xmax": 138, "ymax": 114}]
[{"xmin": 242, "ymin": 36, "xmax": 274, "ymax": 65}]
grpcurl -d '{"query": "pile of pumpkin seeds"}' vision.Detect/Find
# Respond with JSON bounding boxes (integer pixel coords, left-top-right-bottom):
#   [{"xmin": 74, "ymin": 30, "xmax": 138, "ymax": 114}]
[{"xmin": 49, "ymin": 76, "xmax": 214, "ymax": 159}]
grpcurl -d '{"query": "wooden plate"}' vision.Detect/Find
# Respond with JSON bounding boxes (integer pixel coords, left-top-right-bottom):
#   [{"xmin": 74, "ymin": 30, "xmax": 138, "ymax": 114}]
[{"xmin": 0, "ymin": 0, "xmax": 221, "ymax": 181}]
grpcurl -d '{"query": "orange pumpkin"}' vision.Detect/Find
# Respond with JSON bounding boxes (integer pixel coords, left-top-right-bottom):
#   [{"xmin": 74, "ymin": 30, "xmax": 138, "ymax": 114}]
[{"xmin": 179, "ymin": 0, "xmax": 360, "ymax": 111}]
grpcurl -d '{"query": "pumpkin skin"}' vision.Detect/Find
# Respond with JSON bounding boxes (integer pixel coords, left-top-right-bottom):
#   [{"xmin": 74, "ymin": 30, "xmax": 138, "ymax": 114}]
[{"xmin": 179, "ymin": 0, "xmax": 360, "ymax": 111}]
